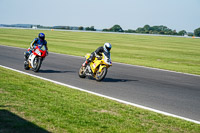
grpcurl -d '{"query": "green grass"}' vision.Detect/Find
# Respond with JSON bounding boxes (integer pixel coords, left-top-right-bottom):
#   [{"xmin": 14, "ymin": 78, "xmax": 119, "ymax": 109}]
[
  {"xmin": 1, "ymin": 67, "xmax": 200, "ymax": 132},
  {"xmin": 0, "ymin": 28, "xmax": 200, "ymax": 75}
]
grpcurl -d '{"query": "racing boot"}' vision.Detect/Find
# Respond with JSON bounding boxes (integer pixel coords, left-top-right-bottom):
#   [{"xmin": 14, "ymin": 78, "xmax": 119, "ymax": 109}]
[
  {"xmin": 24, "ymin": 51, "xmax": 30, "ymax": 65},
  {"xmin": 24, "ymin": 52, "xmax": 28, "ymax": 60}
]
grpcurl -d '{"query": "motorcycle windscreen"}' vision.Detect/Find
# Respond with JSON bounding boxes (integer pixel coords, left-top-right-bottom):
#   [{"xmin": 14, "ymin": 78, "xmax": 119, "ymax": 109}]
[
  {"xmin": 38, "ymin": 45, "xmax": 47, "ymax": 57},
  {"xmin": 103, "ymin": 52, "xmax": 112, "ymax": 65},
  {"xmin": 38, "ymin": 45, "xmax": 46, "ymax": 51},
  {"xmin": 103, "ymin": 52, "xmax": 110, "ymax": 59}
]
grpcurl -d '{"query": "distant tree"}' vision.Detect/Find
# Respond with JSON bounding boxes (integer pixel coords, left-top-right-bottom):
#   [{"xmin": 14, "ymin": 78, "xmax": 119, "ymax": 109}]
[
  {"xmin": 66, "ymin": 26, "xmax": 70, "ymax": 30},
  {"xmin": 85, "ymin": 26, "xmax": 96, "ymax": 31},
  {"xmin": 144, "ymin": 25, "xmax": 177, "ymax": 35},
  {"xmin": 178, "ymin": 30, "xmax": 187, "ymax": 36},
  {"xmin": 164, "ymin": 30, "xmax": 173, "ymax": 35},
  {"xmin": 102, "ymin": 29, "xmax": 110, "ymax": 32},
  {"xmin": 159, "ymin": 31, "xmax": 165, "ymax": 34},
  {"xmin": 125, "ymin": 29, "xmax": 136, "ymax": 33},
  {"xmin": 136, "ymin": 27, "xmax": 145, "ymax": 33},
  {"xmin": 149, "ymin": 30, "xmax": 153, "ymax": 34},
  {"xmin": 194, "ymin": 27, "xmax": 200, "ymax": 37},
  {"xmin": 102, "ymin": 24, "xmax": 180, "ymax": 35},
  {"xmin": 187, "ymin": 32, "xmax": 194, "ymax": 37},
  {"xmin": 90, "ymin": 26, "xmax": 96, "ymax": 31},
  {"xmin": 172, "ymin": 30, "xmax": 178, "ymax": 35},
  {"xmin": 143, "ymin": 24, "xmax": 150, "ymax": 33},
  {"xmin": 110, "ymin": 25, "xmax": 124, "ymax": 32},
  {"xmin": 54, "ymin": 26, "xmax": 66, "ymax": 29},
  {"xmin": 78, "ymin": 26, "xmax": 84, "ymax": 30},
  {"xmin": 85, "ymin": 27, "xmax": 90, "ymax": 31},
  {"xmin": 151, "ymin": 26, "xmax": 161, "ymax": 32}
]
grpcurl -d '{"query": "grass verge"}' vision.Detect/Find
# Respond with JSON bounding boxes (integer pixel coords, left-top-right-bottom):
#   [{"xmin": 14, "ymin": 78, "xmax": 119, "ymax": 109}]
[
  {"xmin": 0, "ymin": 28, "xmax": 200, "ymax": 75},
  {"xmin": 0, "ymin": 67, "xmax": 200, "ymax": 132}
]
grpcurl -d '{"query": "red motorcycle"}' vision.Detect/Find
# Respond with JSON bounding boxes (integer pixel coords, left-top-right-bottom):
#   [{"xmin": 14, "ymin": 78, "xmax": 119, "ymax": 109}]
[{"xmin": 24, "ymin": 46, "xmax": 47, "ymax": 72}]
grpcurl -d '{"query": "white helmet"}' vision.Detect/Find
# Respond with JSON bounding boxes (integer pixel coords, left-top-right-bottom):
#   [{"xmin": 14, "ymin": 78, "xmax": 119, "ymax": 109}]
[{"xmin": 103, "ymin": 43, "xmax": 112, "ymax": 53}]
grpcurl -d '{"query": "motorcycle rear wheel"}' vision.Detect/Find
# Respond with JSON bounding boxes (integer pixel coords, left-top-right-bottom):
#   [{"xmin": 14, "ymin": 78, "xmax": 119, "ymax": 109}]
[{"xmin": 95, "ymin": 67, "xmax": 107, "ymax": 81}]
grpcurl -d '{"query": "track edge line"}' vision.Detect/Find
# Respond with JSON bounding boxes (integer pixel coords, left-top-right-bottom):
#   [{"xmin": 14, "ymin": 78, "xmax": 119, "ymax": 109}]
[{"xmin": 0, "ymin": 64, "xmax": 200, "ymax": 124}]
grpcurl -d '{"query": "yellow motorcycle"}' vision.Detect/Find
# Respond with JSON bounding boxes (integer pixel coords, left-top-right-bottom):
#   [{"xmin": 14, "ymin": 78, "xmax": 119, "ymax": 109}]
[{"xmin": 79, "ymin": 52, "xmax": 112, "ymax": 81}]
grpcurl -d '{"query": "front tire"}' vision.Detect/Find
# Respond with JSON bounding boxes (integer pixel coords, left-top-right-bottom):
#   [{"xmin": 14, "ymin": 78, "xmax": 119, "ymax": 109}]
[
  {"xmin": 33, "ymin": 57, "xmax": 42, "ymax": 72},
  {"xmin": 79, "ymin": 66, "xmax": 86, "ymax": 78},
  {"xmin": 95, "ymin": 67, "xmax": 107, "ymax": 81}
]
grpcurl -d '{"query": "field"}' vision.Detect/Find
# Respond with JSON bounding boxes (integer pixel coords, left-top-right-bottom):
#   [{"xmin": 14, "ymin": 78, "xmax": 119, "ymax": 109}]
[
  {"xmin": 1, "ymin": 28, "xmax": 200, "ymax": 132},
  {"xmin": 1, "ymin": 67, "xmax": 200, "ymax": 132},
  {"xmin": 0, "ymin": 28, "xmax": 200, "ymax": 75}
]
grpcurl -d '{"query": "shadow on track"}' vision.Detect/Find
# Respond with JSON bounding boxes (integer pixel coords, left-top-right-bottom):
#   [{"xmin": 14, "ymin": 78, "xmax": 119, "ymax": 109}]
[
  {"xmin": 39, "ymin": 69, "xmax": 75, "ymax": 73},
  {"xmin": 102, "ymin": 78, "xmax": 139, "ymax": 82},
  {"xmin": 85, "ymin": 77, "xmax": 138, "ymax": 82},
  {"xmin": 0, "ymin": 109, "xmax": 50, "ymax": 133}
]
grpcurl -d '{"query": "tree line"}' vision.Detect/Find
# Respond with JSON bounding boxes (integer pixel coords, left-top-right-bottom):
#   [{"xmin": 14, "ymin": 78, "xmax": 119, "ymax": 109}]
[
  {"xmin": 34, "ymin": 24, "xmax": 200, "ymax": 37},
  {"xmin": 103, "ymin": 24, "xmax": 200, "ymax": 37},
  {"xmin": 35, "ymin": 25, "xmax": 96, "ymax": 31},
  {"xmin": 1, "ymin": 24, "xmax": 200, "ymax": 37},
  {"xmin": 73, "ymin": 24, "xmax": 200, "ymax": 37}
]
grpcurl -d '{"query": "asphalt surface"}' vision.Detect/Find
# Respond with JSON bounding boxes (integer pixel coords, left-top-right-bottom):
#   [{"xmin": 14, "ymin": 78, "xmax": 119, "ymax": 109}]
[{"xmin": 0, "ymin": 45, "xmax": 200, "ymax": 122}]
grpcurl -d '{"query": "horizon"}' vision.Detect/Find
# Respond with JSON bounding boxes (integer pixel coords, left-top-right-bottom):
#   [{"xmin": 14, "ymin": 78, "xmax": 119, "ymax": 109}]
[{"xmin": 0, "ymin": 23, "xmax": 196, "ymax": 33}]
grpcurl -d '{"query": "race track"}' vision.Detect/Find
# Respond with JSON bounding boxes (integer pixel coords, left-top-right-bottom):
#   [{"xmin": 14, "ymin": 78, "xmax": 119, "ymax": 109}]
[{"xmin": 0, "ymin": 45, "xmax": 200, "ymax": 122}]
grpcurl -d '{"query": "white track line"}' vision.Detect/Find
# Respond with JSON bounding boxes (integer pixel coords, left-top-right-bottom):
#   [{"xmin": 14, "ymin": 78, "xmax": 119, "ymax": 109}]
[
  {"xmin": 0, "ymin": 65, "xmax": 200, "ymax": 124},
  {"xmin": 1, "ymin": 44, "xmax": 200, "ymax": 77}
]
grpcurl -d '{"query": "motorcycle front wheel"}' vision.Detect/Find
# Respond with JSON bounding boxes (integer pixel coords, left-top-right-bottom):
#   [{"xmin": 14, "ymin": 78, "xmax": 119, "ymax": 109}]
[
  {"xmin": 33, "ymin": 57, "xmax": 42, "ymax": 72},
  {"xmin": 79, "ymin": 66, "xmax": 86, "ymax": 78},
  {"xmin": 95, "ymin": 67, "xmax": 107, "ymax": 81}
]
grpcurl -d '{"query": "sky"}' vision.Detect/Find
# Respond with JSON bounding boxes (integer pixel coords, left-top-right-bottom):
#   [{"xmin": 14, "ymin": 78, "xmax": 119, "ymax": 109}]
[{"xmin": 0, "ymin": 0, "xmax": 200, "ymax": 32}]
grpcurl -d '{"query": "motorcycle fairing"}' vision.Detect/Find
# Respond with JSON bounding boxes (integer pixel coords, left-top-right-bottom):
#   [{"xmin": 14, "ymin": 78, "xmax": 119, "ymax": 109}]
[
  {"xmin": 85, "ymin": 53, "xmax": 90, "ymax": 59},
  {"xmin": 90, "ymin": 59, "xmax": 101, "ymax": 73},
  {"xmin": 98, "ymin": 64, "xmax": 106, "ymax": 72},
  {"xmin": 28, "ymin": 53, "xmax": 36, "ymax": 68}
]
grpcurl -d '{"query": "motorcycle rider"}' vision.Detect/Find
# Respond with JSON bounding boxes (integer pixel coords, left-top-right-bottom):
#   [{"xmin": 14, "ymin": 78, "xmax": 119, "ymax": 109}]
[
  {"xmin": 82, "ymin": 42, "xmax": 112, "ymax": 67},
  {"xmin": 24, "ymin": 33, "xmax": 48, "ymax": 62}
]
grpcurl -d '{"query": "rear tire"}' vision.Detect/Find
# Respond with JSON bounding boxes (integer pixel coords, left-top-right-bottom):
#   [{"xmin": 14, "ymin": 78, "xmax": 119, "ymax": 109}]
[
  {"xmin": 79, "ymin": 66, "xmax": 86, "ymax": 78},
  {"xmin": 33, "ymin": 57, "xmax": 42, "ymax": 72},
  {"xmin": 95, "ymin": 67, "xmax": 107, "ymax": 81}
]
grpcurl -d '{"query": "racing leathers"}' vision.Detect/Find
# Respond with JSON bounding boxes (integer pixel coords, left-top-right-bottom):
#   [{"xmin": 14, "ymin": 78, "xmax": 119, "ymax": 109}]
[
  {"xmin": 24, "ymin": 38, "xmax": 48, "ymax": 61},
  {"xmin": 82, "ymin": 46, "xmax": 110, "ymax": 66}
]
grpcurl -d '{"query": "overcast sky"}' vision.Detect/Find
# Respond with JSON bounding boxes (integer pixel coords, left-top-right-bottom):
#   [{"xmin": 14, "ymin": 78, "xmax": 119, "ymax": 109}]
[{"xmin": 0, "ymin": 0, "xmax": 199, "ymax": 32}]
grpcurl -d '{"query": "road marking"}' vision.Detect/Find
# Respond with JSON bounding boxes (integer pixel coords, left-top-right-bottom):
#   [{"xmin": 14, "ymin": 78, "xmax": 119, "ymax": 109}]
[
  {"xmin": 0, "ymin": 64, "xmax": 200, "ymax": 124},
  {"xmin": 1, "ymin": 44, "xmax": 200, "ymax": 77}
]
